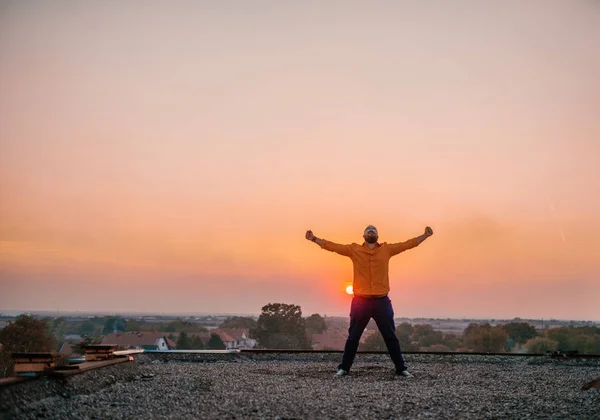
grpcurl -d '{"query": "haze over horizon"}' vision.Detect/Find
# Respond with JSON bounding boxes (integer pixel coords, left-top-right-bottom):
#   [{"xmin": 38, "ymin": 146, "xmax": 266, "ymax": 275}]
[
  {"xmin": 1, "ymin": 1, "xmax": 599, "ymax": 321},
  {"xmin": 1, "ymin": 308, "xmax": 599, "ymax": 324}
]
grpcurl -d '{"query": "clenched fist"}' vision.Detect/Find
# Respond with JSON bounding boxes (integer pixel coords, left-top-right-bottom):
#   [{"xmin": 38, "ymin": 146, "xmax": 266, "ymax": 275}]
[
  {"xmin": 305, "ymin": 230, "xmax": 315, "ymax": 241},
  {"xmin": 424, "ymin": 226, "xmax": 433, "ymax": 236}
]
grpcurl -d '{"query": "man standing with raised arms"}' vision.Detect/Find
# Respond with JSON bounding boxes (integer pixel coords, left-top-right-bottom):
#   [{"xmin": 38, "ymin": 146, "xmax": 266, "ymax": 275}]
[{"xmin": 305, "ymin": 225, "xmax": 433, "ymax": 377}]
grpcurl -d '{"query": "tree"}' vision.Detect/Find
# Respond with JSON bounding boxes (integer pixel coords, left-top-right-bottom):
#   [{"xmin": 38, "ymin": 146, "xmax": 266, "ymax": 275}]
[
  {"xmin": 220, "ymin": 317, "xmax": 258, "ymax": 330},
  {"xmin": 0, "ymin": 314, "xmax": 57, "ymax": 378},
  {"xmin": 440, "ymin": 333, "xmax": 461, "ymax": 351},
  {"xmin": 545, "ymin": 326, "xmax": 600, "ymax": 354},
  {"xmin": 50, "ymin": 317, "xmax": 66, "ymax": 346},
  {"xmin": 158, "ymin": 319, "xmax": 207, "ymax": 333},
  {"xmin": 359, "ymin": 331, "xmax": 386, "ymax": 351},
  {"xmin": 502, "ymin": 322, "xmax": 537, "ymax": 348},
  {"xmin": 158, "ymin": 319, "xmax": 184, "ymax": 333},
  {"xmin": 125, "ymin": 320, "xmax": 142, "ymax": 332},
  {"xmin": 572, "ymin": 334, "xmax": 600, "ymax": 354},
  {"xmin": 504, "ymin": 337, "xmax": 517, "ymax": 353},
  {"xmin": 250, "ymin": 303, "xmax": 310, "ymax": 349},
  {"xmin": 190, "ymin": 335, "xmax": 205, "ymax": 350},
  {"xmin": 426, "ymin": 344, "xmax": 451, "ymax": 352},
  {"xmin": 412, "ymin": 324, "xmax": 444, "ymax": 348},
  {"xmin": 85, "ymin": 316, "xmax": 108, "ymax": 333},
  {"xmin": 176, "ymin": 332, "xmax": 191, "ymax": 349},
  {"xmin": 395, "ymin": 323, "xmax": 421, "ymax": 351},
  {"xmin": 103, "ymin": 316, "xmax": 127, "ymax": 334},
  {"xmin": 397, "ymin": 322, "xmax": 414, "ymax": 345},
  {"xmin": 305, "ymin": 314, "xmax": 327, "ymax": 335},
  {"xmin": 78, "ymin": 321, "xmax": 97, "ymax": 335},
  {"xmin": 206, "ymin": 333, "xmax": 226, "ymax": 350},
  {"xmin": 524, "ymin": 337, "xmax": 558, "ymax": 354},
  {"xmin": 0, "ymin": 314, "xmax": 57, "ymax": 352},
  {"xmin": 0, "ymin": 351, "xmax": 11, "ymax": 379},
  {"xmin": 463, "ymin": 323, "xmax": 508, "ymax": 353}
]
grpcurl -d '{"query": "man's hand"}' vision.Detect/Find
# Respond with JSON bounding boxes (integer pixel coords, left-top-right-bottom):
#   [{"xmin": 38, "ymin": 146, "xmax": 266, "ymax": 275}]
[
  {"xmin": 306, "ymin": 230, "xmax": 325, "ymax": 246},
  {"xmin": 415, "ymin": 226, "xmax": 434, "ymax": 244}
]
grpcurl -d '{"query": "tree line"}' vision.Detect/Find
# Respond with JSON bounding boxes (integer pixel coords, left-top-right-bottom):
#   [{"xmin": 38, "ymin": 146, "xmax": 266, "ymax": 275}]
[
  {"xmin": 360, "ymin": 321, "xmax": 600, "ymax": 354},
  {"xmin": 247, "ymin": 303, "xmax": 599, "ymax": 355},
  {"xmin": 39, "ymin": 315, "xmax": 213, "ymax": 336}
]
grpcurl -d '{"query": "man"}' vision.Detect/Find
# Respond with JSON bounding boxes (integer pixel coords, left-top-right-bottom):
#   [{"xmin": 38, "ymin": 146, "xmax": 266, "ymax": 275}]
[{"xmin": 305, "ymin": 225, "xmax": 433, "ymax": 377}]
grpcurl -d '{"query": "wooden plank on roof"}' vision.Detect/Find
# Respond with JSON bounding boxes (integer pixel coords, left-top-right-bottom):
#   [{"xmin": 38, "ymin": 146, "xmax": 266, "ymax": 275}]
[
  {"xmin": 113, "ymin": 349, "xmax": 144, "ymax": 356},
  {"xmin": 0, "ymin": 377, "xmax": 28, "ymax": 387},
  {"xmin": 14, "ymin": 363, "xmax": 55, "ymax": 373},
  {"xmin": 50, "ymin": 357, "xmax": 131, "ymax": 377}
]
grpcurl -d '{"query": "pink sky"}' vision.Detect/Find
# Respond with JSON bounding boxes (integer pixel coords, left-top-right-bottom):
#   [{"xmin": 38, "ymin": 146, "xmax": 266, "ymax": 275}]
[{"xmin": 1, "ymin": 1, "xmax": 599, "ymax": 320}]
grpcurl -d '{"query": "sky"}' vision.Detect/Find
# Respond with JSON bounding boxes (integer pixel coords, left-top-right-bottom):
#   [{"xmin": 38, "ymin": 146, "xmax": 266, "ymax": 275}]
[{"xmin": 1, "ymin": 0, "xmax": 599, "ymax": 320}]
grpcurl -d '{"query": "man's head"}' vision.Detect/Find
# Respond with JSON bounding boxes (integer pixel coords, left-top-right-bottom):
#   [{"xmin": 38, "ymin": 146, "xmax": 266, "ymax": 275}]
[{"xmin": 363, "ymin": 225, "xmax": 379, "ymax": 244}]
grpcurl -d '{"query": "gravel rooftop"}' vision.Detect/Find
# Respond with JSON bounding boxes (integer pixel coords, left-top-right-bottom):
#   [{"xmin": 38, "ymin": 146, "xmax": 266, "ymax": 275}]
[{"xmin": 1, "ymin": 352, "xmax": 599, "ymax": 419}]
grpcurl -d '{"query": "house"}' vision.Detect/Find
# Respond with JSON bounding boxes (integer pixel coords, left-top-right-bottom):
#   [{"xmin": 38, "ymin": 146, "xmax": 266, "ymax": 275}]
[
  {"xmin": 211, "ymin": 329, "xmax": 257, "ymax": 349},
  {"xmin": 101, "ymin": 332, "xmax": 176, "ymax": 350},
  {"xmin": 59, "ymin": 342, "xmax": 76, "ymax": 356},
  {"xmin": 64, "ymin": 334, "xmax": 82, "ymax": 342}
]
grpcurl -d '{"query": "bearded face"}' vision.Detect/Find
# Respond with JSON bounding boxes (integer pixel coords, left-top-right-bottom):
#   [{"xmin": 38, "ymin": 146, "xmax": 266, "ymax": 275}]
[
  {"xmin": 363, "ymin": 226, "xmax": 379, "ymax": 244},
  {"xmin": 364, "ymin": 233, "xmax": 378, "ymax": 244}
]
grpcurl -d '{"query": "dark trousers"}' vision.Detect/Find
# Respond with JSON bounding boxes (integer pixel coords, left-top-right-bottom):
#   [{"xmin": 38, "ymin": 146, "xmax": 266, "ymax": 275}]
[{"xmin": 338, "ymin": 295, "xmax": 407, "ymax": 373}]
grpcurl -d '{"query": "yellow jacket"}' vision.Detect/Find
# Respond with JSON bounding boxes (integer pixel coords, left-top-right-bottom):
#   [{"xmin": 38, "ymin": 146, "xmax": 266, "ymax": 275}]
[{"xmin": 320, "ymin": 238, "xmax": 419, "ymax": 296}]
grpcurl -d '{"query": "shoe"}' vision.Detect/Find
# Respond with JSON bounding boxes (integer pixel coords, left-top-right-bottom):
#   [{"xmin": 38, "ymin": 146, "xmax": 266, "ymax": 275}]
[
  {"xmin": 396, "ymin": 370, "xmax": 413, "ymax": 378},
  {"xmin": 336, "ymin": 369, "xmax": 348, "ymax": 377}
]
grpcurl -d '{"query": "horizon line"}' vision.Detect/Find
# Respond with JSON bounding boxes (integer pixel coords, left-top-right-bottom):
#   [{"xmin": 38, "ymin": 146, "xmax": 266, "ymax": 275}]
[{"xmin": 1, "ymin": 309, "xmax": 599, "ymax": 323}]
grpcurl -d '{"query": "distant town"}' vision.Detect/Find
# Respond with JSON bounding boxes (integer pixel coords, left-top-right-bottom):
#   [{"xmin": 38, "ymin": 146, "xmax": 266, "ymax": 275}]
[
  {"xmin": 1, "ymin": 307, "xmax": 598, "ymax": 365},
  {"xmin": 1, "ymin": 310, "xmax": 598, "ymax": 334}
]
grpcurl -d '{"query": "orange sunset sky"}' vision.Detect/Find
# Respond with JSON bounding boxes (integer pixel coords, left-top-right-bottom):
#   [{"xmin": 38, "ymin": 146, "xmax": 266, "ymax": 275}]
[{"xmin": 0, "ymin": 1, "xmax": 598, "ymax": 320}]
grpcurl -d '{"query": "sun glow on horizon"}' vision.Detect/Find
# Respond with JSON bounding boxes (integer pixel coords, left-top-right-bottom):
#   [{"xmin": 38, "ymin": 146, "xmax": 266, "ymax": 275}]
[{"xmin": 345, "ymin": 285, "xmax": 354, "ymax": 295}]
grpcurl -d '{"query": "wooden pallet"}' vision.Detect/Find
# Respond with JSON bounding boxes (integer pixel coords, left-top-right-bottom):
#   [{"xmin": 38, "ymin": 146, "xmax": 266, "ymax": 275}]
[
  {"xmin": 84, "ymin": 344, "xmax": 118, "ymax": 361},
  {"xmin": 4, "ymin": 349, "xmax": 138, "ymax": 380},
  {"xmin": 11, "ymin": 352, "xmax": 60, "ymax": 374}
]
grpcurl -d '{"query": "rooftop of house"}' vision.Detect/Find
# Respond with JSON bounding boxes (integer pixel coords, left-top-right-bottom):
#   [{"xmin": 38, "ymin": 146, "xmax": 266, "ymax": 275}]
[
  {"xmin": 101, "ymin": 331, "xmax": 176, "ymax": 348},
  {"xmin": 168, "ymin": 328, "xmax": 254, "ymax": 344},
  {"xmin": 1, "ymin": 352, "xmax": 599, "ymax": 419}
]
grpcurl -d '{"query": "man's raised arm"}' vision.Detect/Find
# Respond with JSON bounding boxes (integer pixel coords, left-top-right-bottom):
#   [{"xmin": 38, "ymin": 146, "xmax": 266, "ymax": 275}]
[
  {"xmin": 389, "ymin": 226, "xmax": 433, "ymax": 256},
  {"xmin": 305, "ymin": 230, "xmax": 352, "ymax": 257}
]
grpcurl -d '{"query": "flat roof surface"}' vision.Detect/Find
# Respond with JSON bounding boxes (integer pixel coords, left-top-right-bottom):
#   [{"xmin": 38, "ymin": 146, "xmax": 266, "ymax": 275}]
[{"xmin": 2, "ymin": 353, "xmax": 599, "ymax": 419}]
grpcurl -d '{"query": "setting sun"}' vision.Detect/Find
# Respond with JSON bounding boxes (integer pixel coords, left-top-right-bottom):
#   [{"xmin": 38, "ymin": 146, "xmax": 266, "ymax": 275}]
[{"xmin": 345, "ymin": 285, "xmax": 353, "ymax": 295}]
